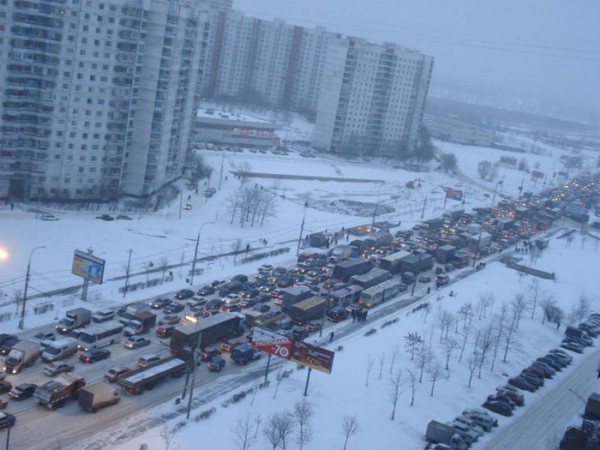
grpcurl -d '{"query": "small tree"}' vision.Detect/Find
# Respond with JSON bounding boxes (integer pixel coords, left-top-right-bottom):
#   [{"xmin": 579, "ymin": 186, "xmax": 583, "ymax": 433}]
[
  {"xmin": 528, "ymin": 279, "xmax": 543, "ymax": 319},
  {"xmin": 389, "ymin": 345, "xmax": 400, "ymax": 375},
  {"xmin": 438, "ymin": 310, "xmax": 454, "ymax": 342},
  {"xmin": 511, "ymin": 293, "xmax": 527, "ymax": 328},
  {"xmin": 477, "ymin": 160, "xmax": 492, "ymax": 180},
  {"xmin": 442, "ymin": 337, "xmax": 458, "ymax": 371},
  {"xmin": 233, "ymin": 411, "xmax": 258, "ymax": 450},
  {"xmin": 407, "ymin": 369, "xmax": 418, "ymax": 407},
  {"xmin": 415, "ymin": 346, "xmax": 433, "ymax": 383},
  {"xmin": 429, "ymin": 358, "xmax": 443, "ymax": 396},
  {"xmin": 467, "ymin": 354, "xmax": 478, "ymax": 388},
  {"xmin": 275, "ymin": 410, "xmax": 295, "ymax": 450},
  {"xmin": 404, "ymin": 332, "xmax": 424, "ymax": 361},
  {"xmin": 440, "ymin": 152, "xmax": 458, "ymax": 173},
  {"xmin": 341, "ymin": 415, "xmax": 360, "ymax": 450},
  {"xmin": 364, "ymin": 355, "xmax": 374, "ymax": 388},
  {"xmin": 263, "ymin": 414, "xmax": 281, "ymax": 450},
  {"xmin": 388, "ymin": 370, "xmax": 402, "ymax": 420},
  {"xmin": 540, "ymin": 294, "xmax": 556, "ymax": 324},
  {"xmin": 293, "ymin": 399, "xmax": 314, "ymax": 450},
  {"xmin": 378, "ymin": 353, "xmax": 386, "ymax": 380},
  {"xmin": 569, "ymin": 294, "xmax": 591, "ymax": 324}
]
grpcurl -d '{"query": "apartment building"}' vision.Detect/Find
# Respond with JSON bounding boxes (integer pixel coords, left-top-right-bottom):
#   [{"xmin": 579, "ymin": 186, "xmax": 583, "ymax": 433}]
[{"xmin": 0, "ymin": 0, "xmax": 213, "ymax": 201}]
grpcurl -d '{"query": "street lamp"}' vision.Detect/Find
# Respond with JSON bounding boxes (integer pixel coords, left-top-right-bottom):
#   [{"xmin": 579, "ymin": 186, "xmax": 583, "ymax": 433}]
[
  {"xmin": 189, "ymin": 221, "xmax": 215, "ymax": 286},
  {"xmin": 19, "ymin": 245, "xmax": 46, "ymax": 330}
]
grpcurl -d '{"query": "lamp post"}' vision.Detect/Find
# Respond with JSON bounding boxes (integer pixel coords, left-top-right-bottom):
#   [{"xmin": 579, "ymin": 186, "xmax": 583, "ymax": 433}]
[
  {"xmin": 189, "ymin": 221, "xmax": 215, "ymax": 286},
  {"xmin": 19, "ymin": 245, "xmax": 46, "ymax": 330}
]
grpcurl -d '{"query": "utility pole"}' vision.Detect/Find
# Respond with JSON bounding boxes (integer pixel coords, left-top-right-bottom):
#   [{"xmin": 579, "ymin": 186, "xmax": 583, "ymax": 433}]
[
  {"xmin": 190, "ymin": 221, "xmax": 215, "ymax": 286},
  {"xmin": 123, "ymin": 249, "xmax": 132, "ymax": 298},
  {"xmin": 19, "ymin": 246, "xmax": 46, "ymax": 330},
  {"xmin": 297, "ymin": 202, "xmax": 308, "ymax": 256},
  {"xmin": 420, "ymin": 193, "xmax": 428, "ymax": 221},
  {"xmin": 218, "ymin": 153, "xmax": 225, "ymax": 190}
]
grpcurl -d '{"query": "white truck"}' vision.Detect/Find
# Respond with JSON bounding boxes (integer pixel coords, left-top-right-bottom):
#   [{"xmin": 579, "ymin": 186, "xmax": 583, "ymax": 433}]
[
  {"xmin": 56, "ymin": 307, "xmax": 92, "ymax": 334},
  {"xmin": 41, "ymin": 337, "xmax": 79, "ymax": 363},
  {"xmin": 34, "ymin": 373, "xmax": 86, "ymax": 410},
  {"xmin": 78, "ymin": 383, "xmax": 121, "ymax": 413},
  {"xmin": 425, "ymin": 420, "xmax": 468, "ymax": 450},
  {"xmin": 4, "ymin": 340, "xmax": 41, "ymax": 374}
]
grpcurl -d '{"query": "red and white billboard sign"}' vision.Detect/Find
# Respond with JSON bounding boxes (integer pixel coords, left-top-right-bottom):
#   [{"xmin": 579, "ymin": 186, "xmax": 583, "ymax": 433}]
[{"xmin": 251, "ymin": 327, "xmax": 292, "ymax": 360}]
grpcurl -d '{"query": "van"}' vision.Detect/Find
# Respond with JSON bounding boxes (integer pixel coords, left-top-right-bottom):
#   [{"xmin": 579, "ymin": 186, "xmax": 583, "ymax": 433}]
[
  {"xmin": 41, "ymin": 337, "xmax": 79, "ymax": 363},
  {"xmin": 327, "ymin": 306, "xmax": 349, "ymax": 323}
]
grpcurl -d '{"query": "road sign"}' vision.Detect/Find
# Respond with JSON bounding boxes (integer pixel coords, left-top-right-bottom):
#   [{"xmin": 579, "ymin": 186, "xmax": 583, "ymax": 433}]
[
  {"xmin": 290, "ymin": 341, "xmax": 335, "ymax": 374},
  {"xmin": 251, "ymin": 327, "xmax": 292, "ymax": 360}
]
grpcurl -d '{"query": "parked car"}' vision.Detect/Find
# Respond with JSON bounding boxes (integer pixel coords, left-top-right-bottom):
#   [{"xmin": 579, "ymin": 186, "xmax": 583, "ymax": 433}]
[
  {"xmin": 0, "ymin": 398, "xmax": 7, "ymax": 410},
  {"xmin": 0, "ymin": 336, "xmax": 20, "ymax": 355},
  {"xmin": 40, "ymin": 213, "xmax": 59, "ymax": 221},
  {"xmin": 537, "ymin": 356, "xmax": 563, "ymax": 371},
  {"xmin": 91, "ymin": 309, "xmax": 116, "ymax": 323},
  {"xmin": 0, "ymin": 412, "xmax": 16, "ymax": 430},
  {"xmin": 156, "ymin": 325, "xmax": 175, "ymax": 338},
  {"xmin": 452, "ymin": 417, "xmax": 484, "ymax": 437},
  {"xmin": 9, "ymin": 383, "xmax": 37, "ymax": 400},
  {"xmin": 198, "ymin": 285, "xmax": 216, "ymax": 296},
  {"xmin": 163, "ymin": 302, "xmax": 184, "ymax": 314},
  {"xmin": 43, "ymin": 362, "xmax": 75, "ymax": 377},
  {"xmin": 418, "ymin": 275, "xmax": 432, "ymax": 283},
  {"xmin": 525, "ymin": 364, "xmax": 552, "ymax": 379},
  {"xmin": 174, "ymin": 289, "xmax": 195, "ymax": 300},
  {"xmin": 462, "ymin": 409, "xmax": 498, "ymax": 430},
  {"xmin": 508, "ymin": 376, "xmax": 536, "ymax": 392},
  {"xmin": 79, "ymin": 348, "xmax": 111, "ymax": 363},
  {"xmin": 548, "ymin": 349, "xmax": 572, "ymax": 364},
  {"xmin": 239, "ymin": 298, "xmax": 257, "ymax": 308},
  {"xmin": 31, "ymin": 331, "xmax": 55, "ymax": 343},
  {"xmin": 520, "ymin": 371, "xmax": 543, "ymax": 388},
  {"xmin": 150, "ymin": 298, "xmax": 172, "ymax": 309},
  {"xmin": 482, "ymin": 400, "xmax": 513, "ymax": 417},
  {"xmin": 496, "ymin": 387, "xmax": 524, "ymax": 406},
  {"xmin": 560, "ymin": 340, "xmax": 584, "ymax": 353},
  {"xmin": 123, "ymin": 336, "xmax": 151, "ymax": 349},
  {"xmin": 207, "ymin": 357, "xmax": 226, "ymax": 372},
  {"xmin": 200, "ymin": 348, "xmax": 222, "ymax": 362},
  {"xmin": 105, "ymin": 367, "xmax": 132, "ymax": 383},
  {"xmin": 0, "ymin": 382, "xmax": 11, "ymax": 395},
  {"xmin": 158, "ymin": 315, "xmax": 181, "ymax": 326},
  {"xmin": 487, "ymin": 394, "xmax": 515, "ymax": 409},
  {"xmin": 137, "ymin": 354, "xmax": 161, "ymax": 368},
  {"xmin": 96, "ymin": 214, "xmax": 114, "ymax": 221}
]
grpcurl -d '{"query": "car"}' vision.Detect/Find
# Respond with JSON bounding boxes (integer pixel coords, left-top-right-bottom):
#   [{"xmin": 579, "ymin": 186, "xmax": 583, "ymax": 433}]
[
  {"xmin": 123, "ymin": 336, "xmax": 151, "ymax": 349},
  {"xmin": 548, "ymin": 349, "xmax": 573, "ymax": 364},
  {"xmin": 418, "ymin": 275, "xmax": 432, "ymax": 283},
  {"xmin": 496, "ymin": 387, "xmax": 524, "ymax": 407},
  {"xmin": 560, "ymin": 341, "xmax": 584, "ymax": 353},
  {"xmin": 197, "ymin": 286, "xmax": 215, "ymax": 296},
  {"xmin": 482, "ymin": 400, "xmax": 513, "ymax": 417},
  {"xmin": 150, "ymin": 298, "xmax": 172, "ymax": 309},
  {"xmin": 116, "ymin": 214, "xmax": 133, "ymax": 220},
  {"xmin": 174, "ymin": 289, "xmax": 195, "ymax": 300},
  {"xmin": 537, "ymin": 356, "xmax": 563, "ymax": 371},
  {"xmin": 526, "ymin": 364, "xmax": 553, "ymax": 379},
  {"xmin": 0, "ymin": 336, "xmax": 20, "ymax": 355},
  {"xmin": 0, "ymin": 382, "xmax": 11, "ymax": 395},
  {"xmin": 187, "ymin": 298, "xmax": 207, "ymax": 308},
  {"xmin": 104, "ymin": 367, "xmax": 132, "ymax": 383},
  {"xmin": 201, "ymin": 309, "xmax": 220, "ymax": 318},
  {"xmin": 0, "ymin": 412, "xmax": 16, "ymax": 430},
  {"xmin": 453, "ymin": 417, "xmax": 484, "ymax": 437},
  {"xmin": 200, "ymin": 348, "xmax": 222, "ymax": 362},
  {"xmin": 292, "ymin": 328, "xmax": 309, "ymax": 341},
  {"xmin": 242, "ymin": 288, "xmax": 259, "ymax": 299},
  {"xmin": 450, "ymin": 421, "xmax": 480, "ymax": 444},
  {"xmin": 79, "ymin": 348, "xmax": 111, "ymax": 363},
  {"xmin": 305, "ymin": 321, "xmax": 322, "ymax": 332},
  {"xmin": 520, "ymin": 372, "xmax": 543, "ymax": 388},
  {"xmin": 31, "ymin": 331, "xmax": 55, "ymax": 343},
  {"xmin": 487, "ymin": 394, "xmax": 516, "ymax": 409},
  {"xmin": 91, "ymin": 309, "xmax": 116, "ymax": 323},
  {"xmin": 221, "ymin": 340, "xmax": 243, "ymax": 353},
  {"xmin": 137, "ymin": 354, "xmax": 161, "ymax": 368},
  {"xmin": 255, "ymin": 292, "xmax": 271, "ymax": 303},
  {"xmin": 96, "ymin": 214, "xmax": 114, "ymax": 221},
  {"xmin": 239, "ymin": 298, "xmax": 257, "ymax": 308},
  {"xmin": 156, "ymin": 324, "xmax": 175, "ymax": 338},
  {"xmin": 9, "ymin": 383, "xmax": 37, "ymax": 400},
  {"xmin": 43, "ymin": 362, "xmax": 75, "ymax": 377},
  {"xmin": 258, "ymin": 264, "xmax": 273, "ymax": 274},
  {"xmin": 40, "ymin": 213, "xmax": 59, "ymax": 221},
  {"xmin": 0, "ymin": 398, "xmax": 7, "ymax": 410},
  {"xmin": 253, "ymin": 304, "xmax": 270, "ymax": 313},
  {"xmin": 542, "ymin": 353, "xmax": 568, "ymax": 368},
  {"xmin": 158, "ymin": 315, "xmax": 180, "ymax": 326},
  {"xmin": 462, "ymin": 409, "xmax": 498, "ymax": 430},
  {"xmin": 184, "ymin": 203, "xmax": 192, "ymax": 210},
  {"xmin": 508, "ymin": 376, "xmax": 536, "ymax": 392},
  {"xmin": 206, "ymin": 299, "xmax": 224, "ymax": 310},
  {"xmin": 207, "ymin": 356, "xmax": 226, "ymax": 372},
  {"xmin": 220, "ymin": 304, "xmax": 241, "ymax": 313},
  {"xmin": 223, "ymin": 293, "xmax": 241, "ymax": 304},
  {"xmin": 164, "ymin": 302, "xmax": 185, "ymax": 314}
]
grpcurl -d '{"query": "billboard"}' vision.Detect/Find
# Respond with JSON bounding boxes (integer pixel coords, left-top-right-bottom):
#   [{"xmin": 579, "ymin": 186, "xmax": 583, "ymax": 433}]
[
  {"xmin": 445, "ymin": 188, "xmax": 463, "ymax": 201},
  {"xmin": 251, "ymin": 327, "xmax": 292, "ymax": 360},
  {"xmin": 290, "ymin": 341, "xmax": 335, "ymax": 374},
  {"xmin": 72, "ymin": 250, "xmax": 105, "ymax": 284}
]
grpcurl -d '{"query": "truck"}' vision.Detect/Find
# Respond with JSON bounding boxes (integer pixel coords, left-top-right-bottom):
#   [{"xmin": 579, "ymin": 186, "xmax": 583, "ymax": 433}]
[
  {"xmin": 169, "ymin": 313, "xmax": 243, "ymax": 361},
  {"xmin": 231, "ymin": 343, "xmax": 262, "ymax": 365},
  {"xmin": 78, "ymin": 383, "xmax": 121, "ymax": 412},
  {"xmin": 584, "ymin": 393, "xmax": 600, "ymax": 421},
  {"xmin": 327, "ymin": 244, "xmax": 353, "ymax": 263},
  {"xmin": 287, "ymin": 296, "xmax": 327, "ymax": 324},
  {"xmin": 379, "ymin": 250, "xmax": 411, "ymax": 273},
  {"xmin": 350, "ymin": 268, "xmax": 391, "ymax": 289},
  {"xmin": 425, "ymin": 420, "xmax": 468, "ymax": 450},
  {"xmin": 41, "ymin": 337, "xmax": 79, "ymax": 363},
  {"xmin": 332, "ymin": 258, "xmax": 372, "ymax": 282},
  {"xmin": 400, "ymin": 253, "xmax": 434, "ymax": 274},
  {"xmin": 55, "ymin": 308, "xmax": 92, "ymax": 334},
  {"xmin": 117, "ymin": 356, "xmax": 187, "ymax": 395},
  {"xmin": 123, "ymin": 311, "xmax": 157, "ymax": 337},
  {"xmin": 358, "ymin": 280, "xmax": 403, "ymax": 309},
  {"xmin": 4, "ymin": 340, "xmax": 41, "ymax": 374},
  {"xmin": 34, "ymin": 373, "xmax": 86, "ymax": 410},
  {"xmin": 280, "ymin": 285, "xmax": 314, "ymax": 311}
]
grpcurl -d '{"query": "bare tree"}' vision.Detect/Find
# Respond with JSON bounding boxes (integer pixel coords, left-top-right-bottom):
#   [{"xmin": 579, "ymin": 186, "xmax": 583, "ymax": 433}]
[
  {"xmin": 569, "ymin": 294, "xmax": 591, "ymax": 324},
  {"xmin": 233, "ymin": 411, "xmax": 258, "ymax": 450},
  {"xmin": 161, "ymin": 427, "xmax": 177, "ymax": 450},
  {"xmin": 490, "ymin": 304, "xmax": 507, "ymax": 371},
  {"xmin": 540, "ymin": 294, "xmax": 556, "ymax": 324},
  {"xmin": 365, "ymin": 355, "xmax": 374, "ymax": 388},
  {"xmin": 477, "ymin": 324, "xmax": 494, "ymax": 378},
  {"xmin": 457, "ymin": 302, "xmax": 474, "ymax": 332},
  {"xmin": 478, "ymin": 292, "xmax": 495, "ymax": 320},
  {"xmin": 406, "ymin": 369, "xmax": 418, "ymax": 407},
  {"xmin": 159, "ymin": 256, "xmax": 169, "ymax": 282},
  {"xmin": 231, "ymin": 238, "xmax": 243, "ymax": 263},
  {"xmin": 442, "ymin": 337, "xmax": 458, "ymax": 371},
  {"xmin": 263, "ymin": 414, "xmax": 281, "ymax": 450},
  {"xmin": 502, "ymin": 309, "xmax": 519, "ymax": 362},
  {"xmin": 415, "ymin": 346, "xmax": 433, "ymax": 383},
  {"xmin": 273, "ymin": 368, "xmax": 285, "ymax": 399},
  {"xmin": 438, "ymin": 310, "xmax": 454, "ymax": 342},
  {"xmin": 458, "ymin": 327, "xmax": 471, "ymax": 363},
  {"xmin": 429, "ymin": 358, "xmax": 443, "ymax": 396},
  {"xmin": 293, "ymin": 399, "xmax": 314, "ymax": 450},
  {"xmin": 341, "ymin": 415, "xmax": 360, "ymax": 450},
  {"xmin": 404, "ymin": 332, "xmax": 424, "ymax": 361},
  {"xmin": 378, "ymin": 353, "xmax": 386, "ymax": 380},
  {"xmin": 389, "ymin": 345, "xmax": 400, "ymax": 375},
  {"xmin": 511, "ymin": 293, "xmax": 527, "ymax": 328},
  {"xmin": 422, "ymin": 303, "xmax": 432, "ymax": 323},
  {"xmin": 388, "ymin": 370, "xmax": 403, "ymax": 420},
  {"xmin": 275, "ymin": 410, "xmax": 295, "ymax": 450},
  {"xmin": 477, "ymin": 160, "xmax": 493, "ymax": 180},
  {"xmin": 528, "ymin": 279, "xmax": 543, "ymax": 319},
  {"xmin": 467, "ymin": 354, "xmax": 478, "ymax": 388}
]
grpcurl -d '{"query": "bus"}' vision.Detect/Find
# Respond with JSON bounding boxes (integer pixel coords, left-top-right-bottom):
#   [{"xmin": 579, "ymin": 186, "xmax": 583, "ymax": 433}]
[
  {"xmin": 77, "ymin": 322, "xmax": 124, "ymax": 351},
  {"xmin": 358, "ymin": 280, "xmax": 403, "ymax": 309}
]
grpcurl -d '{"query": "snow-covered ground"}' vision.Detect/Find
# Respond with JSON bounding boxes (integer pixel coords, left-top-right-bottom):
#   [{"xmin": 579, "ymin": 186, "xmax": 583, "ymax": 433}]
[{"xmin": 0, "ymin": 134, "xmax": 598, "ymax": 450}]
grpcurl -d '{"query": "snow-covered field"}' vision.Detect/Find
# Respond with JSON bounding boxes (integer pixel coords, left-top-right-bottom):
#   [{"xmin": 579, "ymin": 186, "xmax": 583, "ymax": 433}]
[{"xmin": 0, "ymin": 134, "xmax": 598, "ymax": 450}]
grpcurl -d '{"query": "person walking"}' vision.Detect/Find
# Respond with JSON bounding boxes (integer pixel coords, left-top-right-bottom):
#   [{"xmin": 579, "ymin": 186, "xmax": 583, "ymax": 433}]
[{"xmin": 329, "ymin": 331, "xmax": 335, "ymax": 343}]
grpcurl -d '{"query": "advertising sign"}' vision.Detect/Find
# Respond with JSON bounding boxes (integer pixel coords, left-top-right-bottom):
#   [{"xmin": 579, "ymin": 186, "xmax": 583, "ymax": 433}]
[
  {"xmin": 251, "ymin": 327, "xmax": 292, "ymax": 360},
  {"xmin": 289, "ymin": 341, "xmax": 335, "ymax": 374},
  {"xmin": 445, "ymin": 188, "xmax": 463, "ymax": 201},
  {"xmin": 72, "ymin": 250, "xmax": 105, "ymax": 284}
]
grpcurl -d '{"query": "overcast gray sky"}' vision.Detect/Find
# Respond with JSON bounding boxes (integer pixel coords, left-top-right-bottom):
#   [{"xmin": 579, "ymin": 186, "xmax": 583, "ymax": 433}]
[{"xmin": 234, "ymin": 0, "xmax": 600, "ymax": 115}]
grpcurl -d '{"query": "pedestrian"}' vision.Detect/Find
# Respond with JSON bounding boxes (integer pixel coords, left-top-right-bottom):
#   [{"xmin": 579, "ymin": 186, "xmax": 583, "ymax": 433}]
[
  {"xmin": 363, "ymin": 310, "xmax": 368, "ymax": 322},
  {"xmin": 351, "ymin": 310, "xmax": 356, "ymax": 323},
  {"xmin": 329, "ymin": 331, "xmax": 334, "ymax": 343},
  {"xmin": 427, "ymin": 286, "xmax": 431, "ymax": 294}
]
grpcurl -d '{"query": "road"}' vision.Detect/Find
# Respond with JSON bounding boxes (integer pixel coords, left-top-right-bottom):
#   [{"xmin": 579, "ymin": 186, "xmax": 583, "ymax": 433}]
[{"xmin": 479, "ymin": 346, "xmax": 600, "ymax": 450}]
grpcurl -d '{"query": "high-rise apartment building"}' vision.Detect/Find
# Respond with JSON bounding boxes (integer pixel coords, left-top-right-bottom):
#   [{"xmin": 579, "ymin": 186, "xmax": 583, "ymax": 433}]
[{"xmin": 0, "ymin": 0, "xmax": 216, "ymax": 201}]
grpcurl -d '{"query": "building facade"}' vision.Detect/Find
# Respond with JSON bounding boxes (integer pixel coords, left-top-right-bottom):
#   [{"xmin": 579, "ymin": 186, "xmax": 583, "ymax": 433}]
[{"xmin": 0, "ymin": 0, "xmax": 214, "ymax": 201}]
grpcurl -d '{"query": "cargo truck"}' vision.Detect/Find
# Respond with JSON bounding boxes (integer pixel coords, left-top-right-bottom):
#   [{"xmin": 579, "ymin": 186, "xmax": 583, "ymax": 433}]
[
  {"xmin": 231, "ymin": 343, "xmax": 262, "ymax": 365},
  {"xmin": 288, "ymin": 296, "xmax": 327, "ymax": 324},
  {"xmin": 117, "ymin": 357, "xmax": 186, "ymax": 395},
  {"xmin": 34, "ymin": 373, "xmax": 86, "ymax": 410},
  {"xmin": 123, "ymin": 311, "xmax": 157, "ymax": 337},
  {"xmin": 425, "ymin": 420, "xmax": 468, "ymax": 450},
  {"xmin": 78, "ymin": 383, "xmax": 121, "ymax": 412},
  {"xmin": 4, "ymin": 340, "xmax": 41, "ymax": 374},
  {"xmin": 41, "ymin": 337, "xmax": 79, "ymax": 363},
  {"xmin": 332, "ymin": 258, "xmax": 372, "ymax": 282},
  {"xmin": 350, "ymin": 267, "xmax": 391, "ymax": 289},
  {"xmin": 55, "ymin": 308, "xmax": 92, "ymax": 334},
  {"xmin": 280, "ymin": 285, "xmax": 313, "ymax": 311},
  {"xmin": 327, "ymin": 245, "xmax": 353, "ymax": 263},
  {"xmin": 169, "ymin": 313, "xmax": 242, "ymax": 361},
  {"xmin": 379, "ymin": 250, "xmax": 411, "ymax": 273}
]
